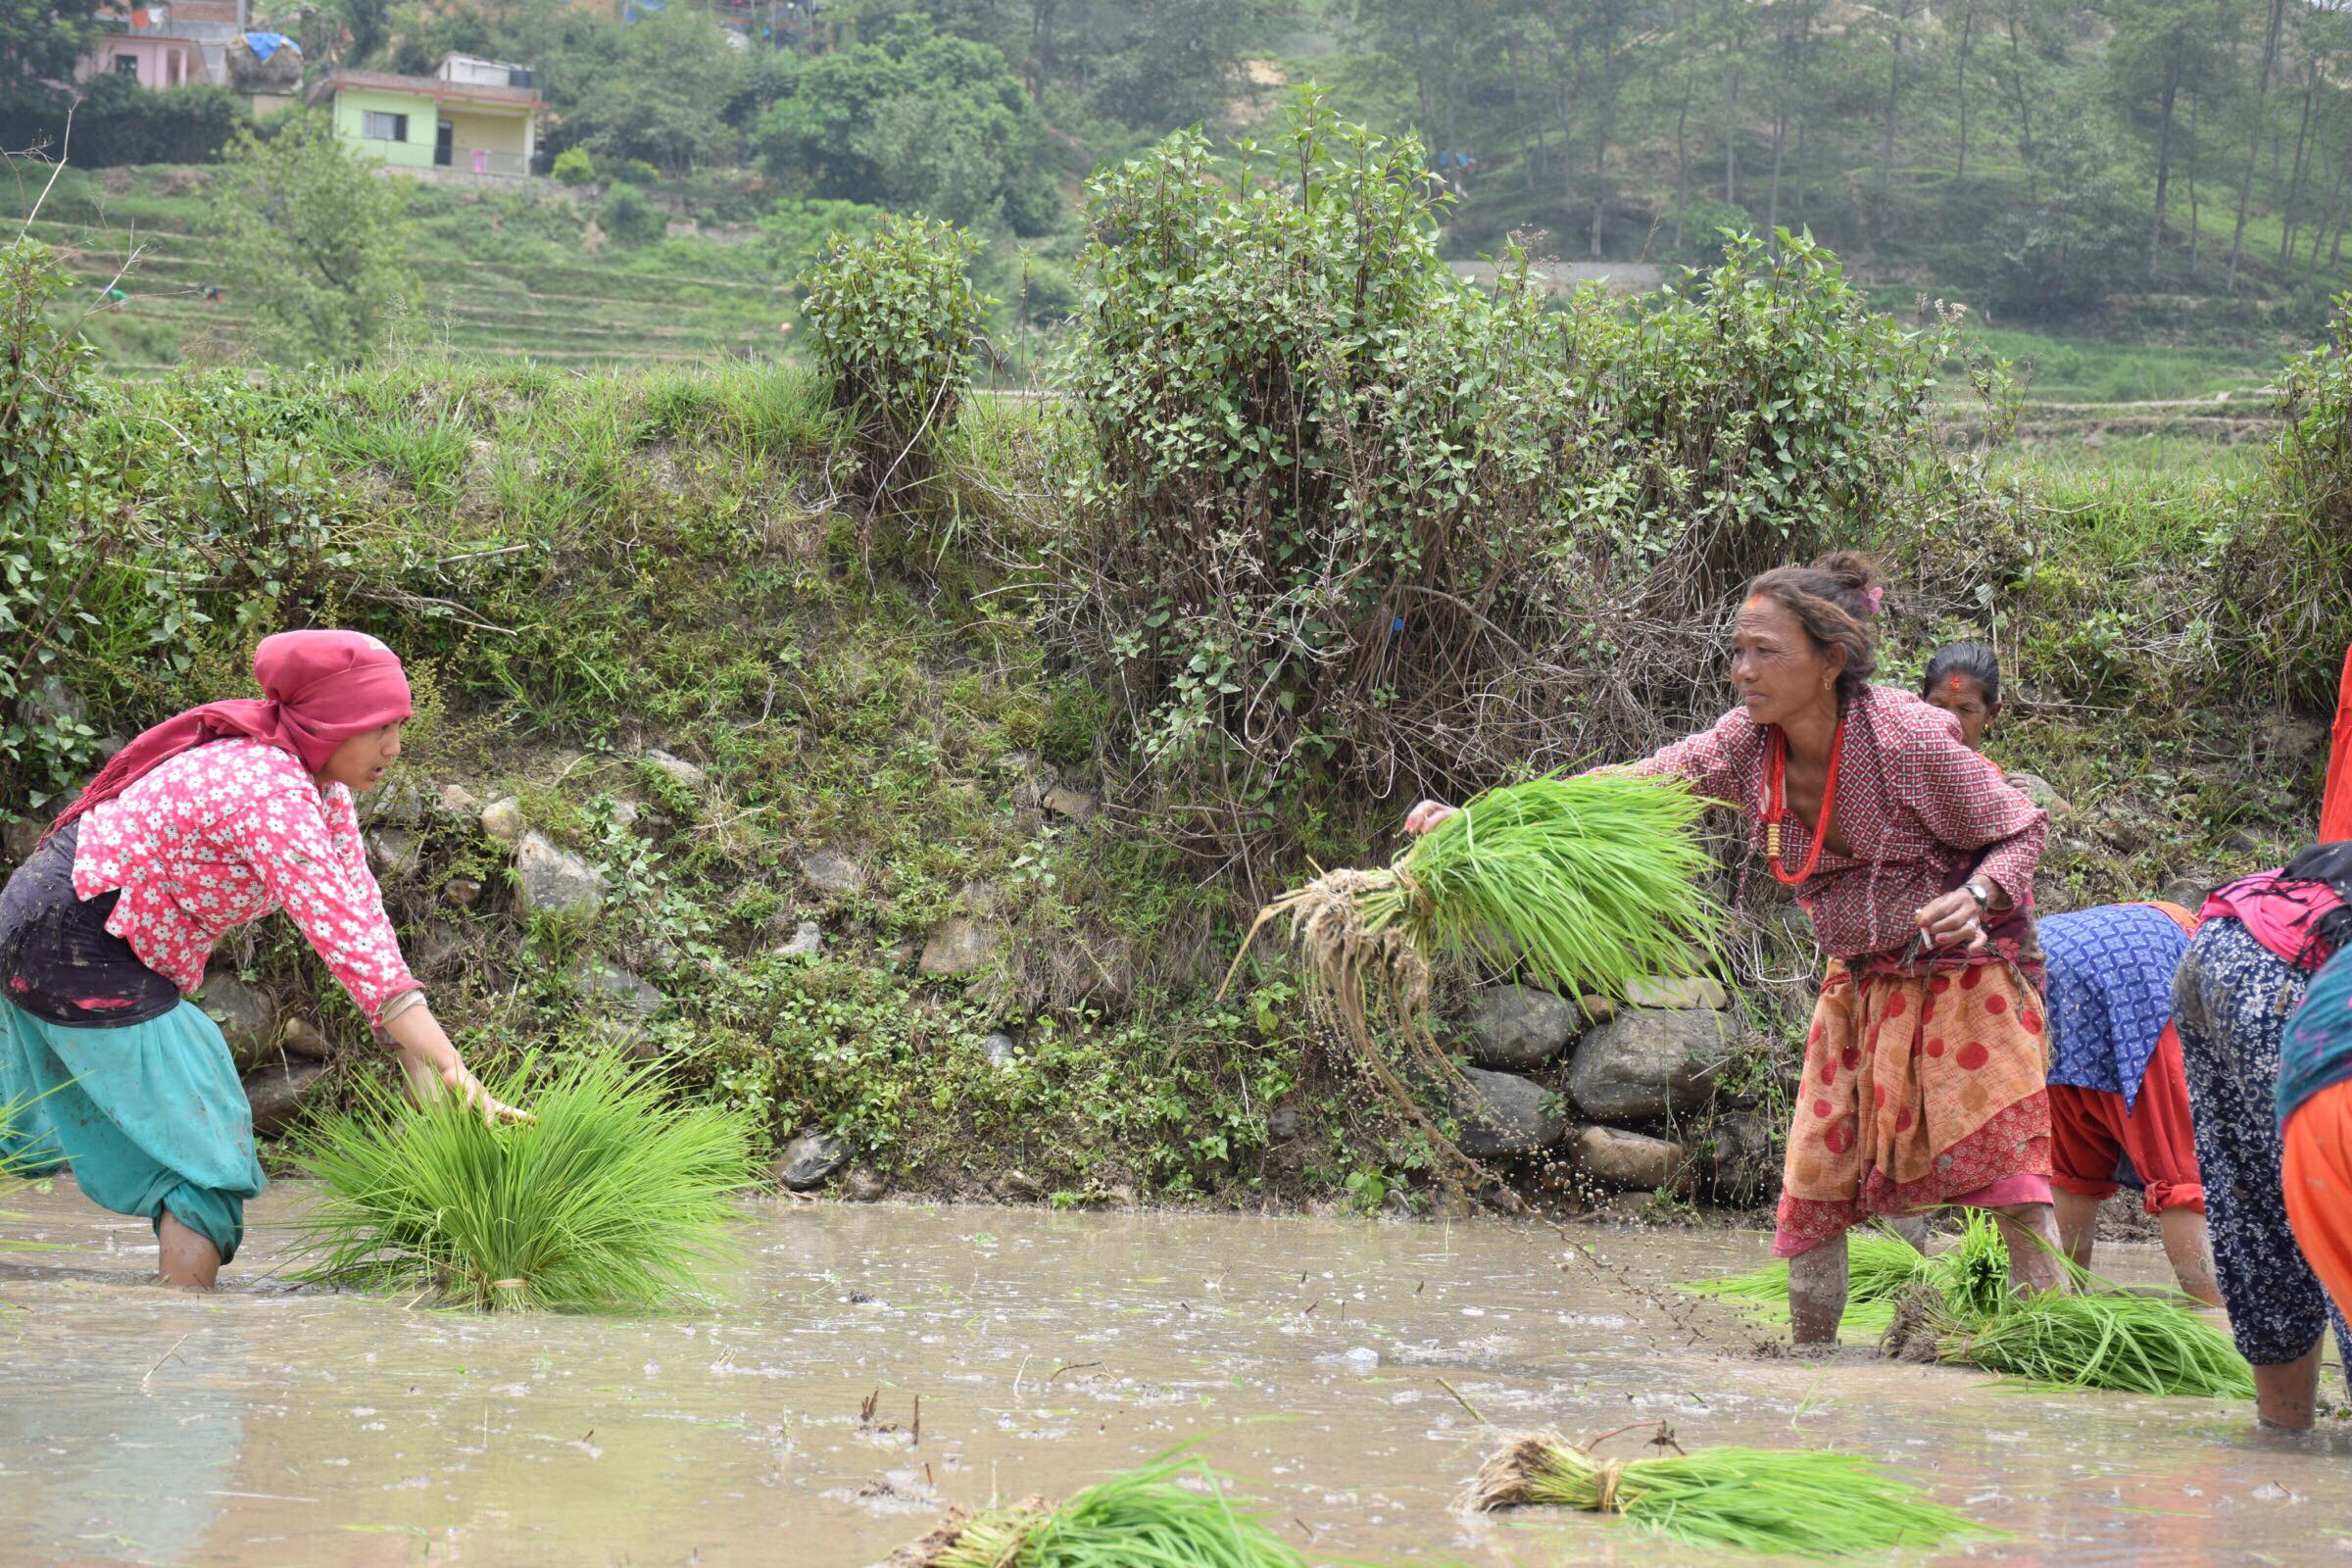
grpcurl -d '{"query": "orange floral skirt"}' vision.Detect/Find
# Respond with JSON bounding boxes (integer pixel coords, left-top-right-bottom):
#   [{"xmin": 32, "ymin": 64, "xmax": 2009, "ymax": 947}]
[{"xmin": 1775, "ymin": 958, "xmax": 2053, "ymax": 1256}]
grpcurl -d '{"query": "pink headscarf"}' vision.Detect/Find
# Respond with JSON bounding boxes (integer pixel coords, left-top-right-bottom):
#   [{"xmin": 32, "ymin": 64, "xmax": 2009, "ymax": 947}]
[{"xmin": 47, "ymin": 629, "xmax": 412, "ymax": 837}]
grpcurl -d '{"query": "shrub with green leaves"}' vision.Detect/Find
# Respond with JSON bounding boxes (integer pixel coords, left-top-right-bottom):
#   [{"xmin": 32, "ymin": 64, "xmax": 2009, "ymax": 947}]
[
  {"xmin": 1, "ymin": 239, "xmax": 114, "ymax": 820},
  {"xmin": 552, "ymin": 145, "xmax": 595, "ymax": 185},
  {"xmin": 2247, "ymin": 297, "xmax": 2352, "ymax": 708},
  {"xmin": 800, "ymin": 212, "xmax": 993, "ymax": 499},
  {"xmin": 1046, "ymin": 92, "xmax": 1976, "ymax": 867},
  {"xmin": 290, "ymin": 1055, "xmax": 759, "ymax": 1312}
]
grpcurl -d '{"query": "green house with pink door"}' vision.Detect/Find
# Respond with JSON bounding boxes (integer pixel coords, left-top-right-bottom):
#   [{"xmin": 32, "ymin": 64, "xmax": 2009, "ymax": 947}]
[{"xmin": 308, "ymin": 55, "xmax": 542, "ymax": 178}]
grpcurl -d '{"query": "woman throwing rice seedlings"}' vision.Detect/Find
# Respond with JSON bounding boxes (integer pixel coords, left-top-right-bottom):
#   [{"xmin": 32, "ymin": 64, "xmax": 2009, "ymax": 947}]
[
  {"xmin": 2175, "ymin": 841, "xmax": 2352, "ymax": 1429},
  {"xmin": 0, "ymin": 630, "xmax": 523, "ymax": 1289},
  {"xmin": 1408, "ymin": 554, "xmax": 2059, "ymax": 1343}
]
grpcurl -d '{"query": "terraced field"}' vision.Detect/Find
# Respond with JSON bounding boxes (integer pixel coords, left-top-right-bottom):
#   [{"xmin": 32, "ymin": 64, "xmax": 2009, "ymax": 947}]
[{"xmin": 17, "ymin": 167, "xmax": 793, "ymax": 374}]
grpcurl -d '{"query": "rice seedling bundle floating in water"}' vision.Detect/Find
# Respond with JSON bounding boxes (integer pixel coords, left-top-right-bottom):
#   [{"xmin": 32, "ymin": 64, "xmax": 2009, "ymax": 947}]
[
  {"xmin": 1465, "ymin": 1429, "xmax": 1993, "ymax": 1558},
  {"xmin": 1225, "ymin": 773, "xmax": 1722, "ymax": 1172},
  {"xmin": 887, "ymin": 1449, "xmax": 1307, "ymax": 1568},
  {"xmin": 290, "ymin": 1055, "xmax": 760, "ymax": 1312}
]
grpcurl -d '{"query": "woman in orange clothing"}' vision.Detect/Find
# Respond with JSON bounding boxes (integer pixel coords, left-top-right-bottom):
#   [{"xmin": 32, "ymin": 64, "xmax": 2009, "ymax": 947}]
[
  {"xmin": 1922, "ymin": 645, "xmax": 2219, "ymax": 1303},
  {"xmin": 2283, "ymin": 905, "xmax": 2352, "ymax": 1322}
]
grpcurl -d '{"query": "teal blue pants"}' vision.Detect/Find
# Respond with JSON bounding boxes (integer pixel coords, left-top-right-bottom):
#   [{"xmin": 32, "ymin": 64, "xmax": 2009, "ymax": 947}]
[{"xmin": 0, "ymin": 999, "xmax": 267, "ymax": 1262}]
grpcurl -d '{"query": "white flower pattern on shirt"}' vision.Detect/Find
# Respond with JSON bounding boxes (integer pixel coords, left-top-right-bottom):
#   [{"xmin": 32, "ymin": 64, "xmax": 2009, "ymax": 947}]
[{"xmin": 71, "ymin": 738, "xmax": 419, "ymax": 1025}]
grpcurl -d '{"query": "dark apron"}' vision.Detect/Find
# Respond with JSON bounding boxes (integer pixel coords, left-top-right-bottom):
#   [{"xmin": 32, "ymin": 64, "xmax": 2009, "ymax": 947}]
[{"xmin": 0, "ymin": 824, "xmax": 181, "ymax": 1028}]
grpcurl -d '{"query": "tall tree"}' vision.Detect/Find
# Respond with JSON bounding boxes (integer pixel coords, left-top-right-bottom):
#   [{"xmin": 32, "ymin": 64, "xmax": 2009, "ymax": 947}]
[
  {"xmin": 2227, "ymin": 0, "xmax": 2286, "ymax": 286},
  {"xmin": 1953, "ymin": 0, "xmax": 1980, "ymax": 180},
  {"xmin": 203, "ymin": 113, "xmax": 418, "ymax": 366}
]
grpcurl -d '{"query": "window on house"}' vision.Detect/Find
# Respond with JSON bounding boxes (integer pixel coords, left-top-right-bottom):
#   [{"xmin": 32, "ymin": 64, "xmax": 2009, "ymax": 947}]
[
  {"xmin": 113, "ymin": 55, "xmax": 140, "ymax": 75},
  {"xmin": 361, "ymin": 111, "xmax": 410, "ymax": 141}
]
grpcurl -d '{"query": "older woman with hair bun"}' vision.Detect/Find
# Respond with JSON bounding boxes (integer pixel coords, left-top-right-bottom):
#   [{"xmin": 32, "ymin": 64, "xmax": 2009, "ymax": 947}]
[
  {"xmin": 0, "ymin": 630, "xmax": 522, "ymax": 1290},
  {"xmin": 1409, "ymin": 553, "xmax": 2058, "ymax": 1342}
]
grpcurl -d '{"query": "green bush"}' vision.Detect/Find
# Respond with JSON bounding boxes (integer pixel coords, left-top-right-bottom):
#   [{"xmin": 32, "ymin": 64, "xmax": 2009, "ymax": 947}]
[
  {"xmin": 1044, "ymin": 95, "xmax": 1971, "ymax": 864},
  {"xmin": 621, "ymin": 158, "xmax": 662, "ymax": 187},
  {"xmin": 0, "ymin": 78, "xmax": 249, "ymax": 169},
  {"xmin": 2246, "ymin": 299, "xmax": 2352, "ymax": 706},
  {"xmin": 552, "ymin": 145, "xmax": 596, "ymax": 185},
  {"xmin": 800, "ymin": 212, "xmax": 993, "ymax": 499},
  {"xmin": 0, "ymin": 241, "xmax": 113, "ymax": 819},
  {"xmin": 602, "ymin": 182, "xmax": 667, "ymax": 247}
]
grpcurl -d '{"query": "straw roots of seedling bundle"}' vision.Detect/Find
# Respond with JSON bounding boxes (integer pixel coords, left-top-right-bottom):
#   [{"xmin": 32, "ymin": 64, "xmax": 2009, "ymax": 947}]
[
  {"xmin": 886, "ymin": 1450, "xmax": 1306, "ymax": 1568},
  {"xmin": 1225, "ymin": 773, "xmax": 1720, "ymax": 1178},
  {"xmin": 291, "ymin": 1054, "xmax": 759, "ymax": 1312},
  {"xmin": 1689, "ymin": 1213, "xmax": 2255, "ymax": 1396},
  {"xmin": 1465, "ymin": 1429, "xmax": 1990, "ymax": 1557}
]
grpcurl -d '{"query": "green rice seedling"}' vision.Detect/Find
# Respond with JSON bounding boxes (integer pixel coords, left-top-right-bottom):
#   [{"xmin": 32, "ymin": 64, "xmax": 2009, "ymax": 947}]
[
  {"xmin": 888, "ymin": 1449, "xmax": 1306, "ymax": 1568},
  {"xmin": 1883, "ymin": 1283, "xmax": 2256, "ymax": 1398},
  {"xmin": 1466, "ymin": 1430, "xmax": 1993, "ymax": 1557},
  {"xmin": 1684, "ymin": 1228, "xmax": 1936, "ymax": 1336},
  {"xmin": 1225, "ymin": 773, "xmax": 1721, "ymax": 1164},
  {"xmin": 289, "ymin": 1055, "xmax": 759, "ymax": 1312}
]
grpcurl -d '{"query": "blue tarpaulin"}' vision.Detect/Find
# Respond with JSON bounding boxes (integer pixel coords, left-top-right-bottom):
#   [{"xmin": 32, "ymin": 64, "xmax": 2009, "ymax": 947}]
[{"xmin": 243, "ymin": 30, "xmax": 299, "ymax": 61}]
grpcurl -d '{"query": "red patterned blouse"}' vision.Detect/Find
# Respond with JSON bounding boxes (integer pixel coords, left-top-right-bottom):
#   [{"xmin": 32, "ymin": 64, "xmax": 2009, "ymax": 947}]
[
  {"xmin": 1628, "ymin": 685, "xmax": 2049, "ymax": 962},
  {"xmin": 70, "ymin": 738, "xmax": 420, "ymax": 1025}
]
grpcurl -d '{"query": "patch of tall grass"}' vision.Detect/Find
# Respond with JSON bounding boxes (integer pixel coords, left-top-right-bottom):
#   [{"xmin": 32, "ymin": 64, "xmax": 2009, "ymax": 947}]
[{"xmin": 290, "ymin": 1055, "xmax": 759, "ymax": 1312}]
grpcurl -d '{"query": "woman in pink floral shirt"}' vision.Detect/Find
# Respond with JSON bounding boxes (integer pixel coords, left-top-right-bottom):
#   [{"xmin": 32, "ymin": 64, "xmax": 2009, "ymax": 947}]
[
  {"xmin": 1410, "ymin": 554, "xmax": 2061, "ymax": 1342},
  {"xmin": 0, "ymin": 630, "xmax": 519, "ymax": 1288}
]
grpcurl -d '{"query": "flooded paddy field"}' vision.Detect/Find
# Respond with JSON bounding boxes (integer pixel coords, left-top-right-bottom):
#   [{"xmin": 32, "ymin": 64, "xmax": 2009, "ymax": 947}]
[{"xmin": 1, "ymin": 1180, "xmax": 2343, "ymax": 1567}]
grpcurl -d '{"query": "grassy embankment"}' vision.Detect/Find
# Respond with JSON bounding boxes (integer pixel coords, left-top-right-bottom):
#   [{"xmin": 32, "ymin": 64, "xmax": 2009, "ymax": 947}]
[{"xmin": 8, "ymin": 327, "xmax": 2330, "ymax": 1211}]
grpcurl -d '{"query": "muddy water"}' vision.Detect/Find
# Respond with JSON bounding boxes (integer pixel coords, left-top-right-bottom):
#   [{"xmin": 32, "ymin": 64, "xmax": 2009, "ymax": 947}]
[{"xmin": 1, "ymin": 1181, "xmax": 2344, "ymax": 1568}]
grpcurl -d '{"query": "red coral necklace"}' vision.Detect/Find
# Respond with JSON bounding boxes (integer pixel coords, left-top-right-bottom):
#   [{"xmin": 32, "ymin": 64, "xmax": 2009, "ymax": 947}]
[{"xmin": 1763, "ymin": 714, "xmax": 1845, "ymax": 887}]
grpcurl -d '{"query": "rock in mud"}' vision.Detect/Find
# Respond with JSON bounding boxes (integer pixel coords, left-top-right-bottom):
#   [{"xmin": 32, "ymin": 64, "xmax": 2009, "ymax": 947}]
[
  {"xmin": 515, "ymin": 831, "xmax": 605, "ymax": 915},
  {"xmin": 2004, "ymin": 772, "xmax": 2073, "ymax": 819},
  {"xmin": 992, "ymin": 1168, "xmax": 1045, "ymax": 1201},
  {"xmin": 480, "ymin": 796, "xmax": 524, "ymax": 845},
  {"xmin": 437, "ymin": 782, "xmax": 482, "ymax": 819},
  {"xmin": 280, "ymin": 1017, "xmax": 331, "ymax": 1061},
  {"xmin": 1465, "ymin": 984, "xmax": 1580, "ymax": 1070},
  {"xmin": 1454, "ymin": 1065, "xmax": 1568, "ymax": 1157},
  {"xmin": 1566, "ymin": 1007, "xmax": 1728, "ymax": 1123},
  {"xmin": 918, "ymin": 916, "xmax": 1001, "ymax": 978},
  {"xmin": 775, "ymin": 1129, "xmax": 849, "ymax": 1191},
  {"xmin": 245, "ymin": 1060, "xmax": 328, "ymax": 1137},
  {"xmin": 1581, "ymin": 1189, "xmax": 1667, "ymax": 1226},
  {"xmin": 800, "ymin": 849, "xmax": 866, "ymax": 898},
  {"xmin": 1573, "ymin": 1125, "xmax": 1687, "ymax": 1193},
  {"xmin": 981, "ymin": 1031, "xmax": 1019, "ymax": 1069},
  {"xmin": 1707, "ymin": 1106, "xmax": 1784, "ymax": 1200},
  {"xmin": 570, "ymin": 959, "xmax": 663, "ymax": 1017},
  {"xmin": 195, "ymin": 974, "xmax": 277, "ymax": 1069},
  {"xmin": 843, "ymin": 1166, "xmax": 889, "ymax": 1202},
  {"xmin": 442, "ymin": 876, "xmax": 483, "ymax": 908},
  {"xmin": 368, "ymin": 826, "xmax": 422, "ymax": 880},
  {"xmin": 644, "ymin": 749, "xmax": 709, "ymax": 792},
  {"xmin": 1042, "ymin": 785, "xmax": 1099, "ymax": 823},
  {"xmin": 1622, "ymin": 975, "xmax": 1729, "ymax": 1010},
  {"xmin": 1267, "ymin": 1105, "xmax": 1301, "ymax": 1140},
  {"xmin": 2, "ymin": 815, "xmax": 41, "ymax": 868},
  {"xmin": 774, "ymin": 920, "xmax": 823, "ymax": 957}
]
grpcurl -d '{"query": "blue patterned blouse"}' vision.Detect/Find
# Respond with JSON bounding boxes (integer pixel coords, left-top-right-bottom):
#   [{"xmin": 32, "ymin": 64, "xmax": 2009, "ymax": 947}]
[{"xmin": 2038, "ymin": 903, "xmax": 2194, "ymax": 1107}]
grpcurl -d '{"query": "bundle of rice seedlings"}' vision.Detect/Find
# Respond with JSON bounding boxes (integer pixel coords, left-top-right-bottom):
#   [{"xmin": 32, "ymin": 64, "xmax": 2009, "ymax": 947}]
[
  {"xmin": 1225, "ymin": 773, "xmax": 1720, "ymax": 1167},
  {"xmin": 889, "ymin": 1450, "xmax": 1305, "ymax": 1568},
  {"xmin": 289, "ymin": 1054, "xmax": 759, "ymax": 1312},
  {"xmin": 1882, "ymin": 1282, "xmax": 2256, "ymax": 1397},
  {"xmin": 1465, "ymin": 1430, "xmax": 1990, "ymax": 1557}
]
